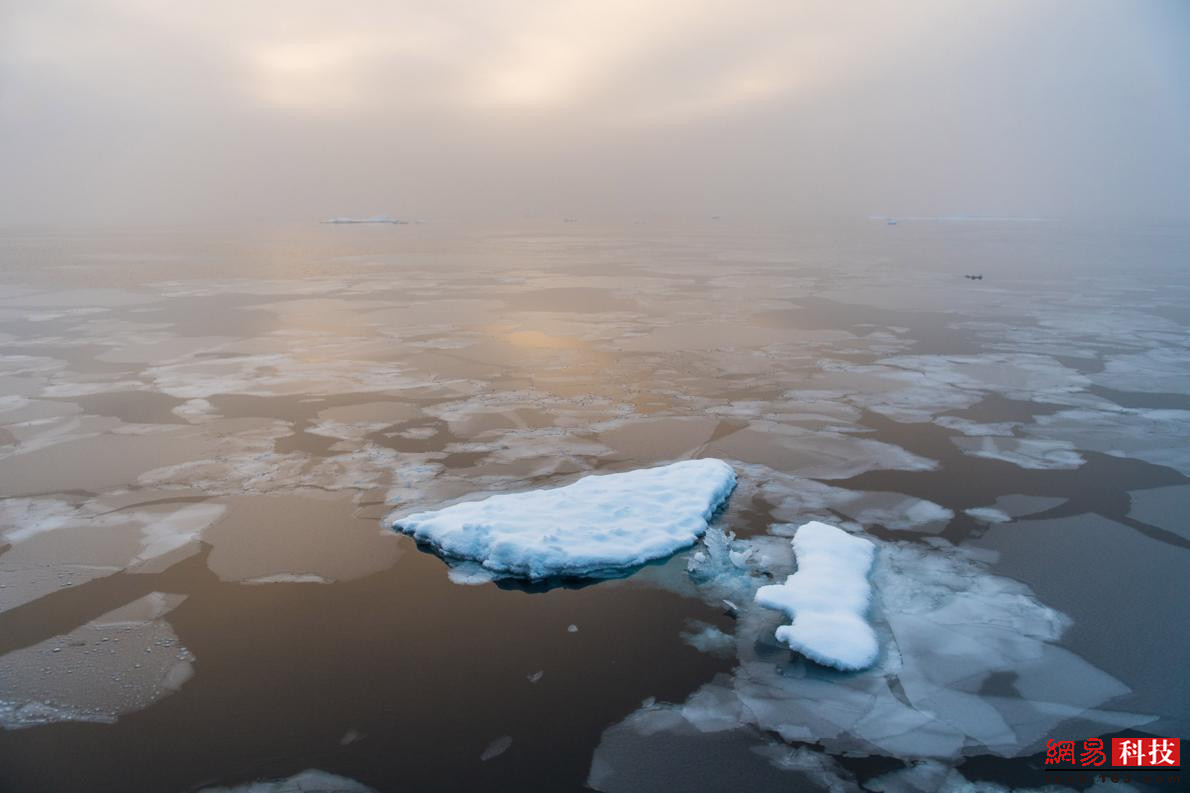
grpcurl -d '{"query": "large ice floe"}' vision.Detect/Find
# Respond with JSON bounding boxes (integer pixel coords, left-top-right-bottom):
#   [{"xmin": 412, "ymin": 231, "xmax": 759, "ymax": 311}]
[
  {"xmin": 755, "ymin": 522, "xmax": 878, "ymax": 671},
  {"xmin": 392, "ymin": 459, "xmax": 736, "ymax": 579}
]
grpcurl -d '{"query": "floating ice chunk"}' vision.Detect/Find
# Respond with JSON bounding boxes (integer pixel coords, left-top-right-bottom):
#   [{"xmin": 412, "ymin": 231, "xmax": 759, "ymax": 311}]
[
  {"xmin": 527, "ymin": 670, "xmax": 544, "ymax": 683},
  {"xmin": 679, "ymin": 621, "xmax": 735, "ymax": 656},
  {"xmin": 964, "ymin": 507, "xmax": 1012, "ymax": 524},
  {"xmin": 0, "ymin": 593, "xmax": 194, "ymax": 729},
  {"xmin": 953, "ymin": 436, "xmax": 1085, "ymax": 470},
  {"xmin": 198, "ymin": 769, "xmax": 378, "ymax": 792},
  {"xmin": 480, "ymin": 735, "xmax": 513, "ymax": 761},
  {"xmin": 1032, "ymin": 408, "xmax": 1190, "ymax": 476},
  {"xmin": 446, "ymin": 562, "xmax": 495, "ymax": 586},
  {"xmin": 392, "ymin": 459, "xmax": 736, "ymax": 579},
  {"xmin": 567, "ymin": 624, "xmax": 578, "ymax": 633},
  {"xmin": 755, "ymin": 522, "xmax": 877, "ymax": 671},
  {"xmin": 242, "ymin": 573, "xmax": 332, "ymax": 585}
]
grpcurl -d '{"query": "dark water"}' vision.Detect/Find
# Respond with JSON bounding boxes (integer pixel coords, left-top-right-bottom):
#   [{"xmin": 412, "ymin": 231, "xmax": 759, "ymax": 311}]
[{"xmin": 0, "ymin": 220, "xmax": 1186, "ymax": 792}]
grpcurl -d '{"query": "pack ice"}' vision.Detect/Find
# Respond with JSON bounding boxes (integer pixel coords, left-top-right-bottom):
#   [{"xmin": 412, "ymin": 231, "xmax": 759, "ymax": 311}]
[
  {"xmin": 392, "ymin": 459, "xmax": 736, "ymax": 579},
  {"xmin": 755, "ymin": 521, "xmax": 878, "ymax": 671}
]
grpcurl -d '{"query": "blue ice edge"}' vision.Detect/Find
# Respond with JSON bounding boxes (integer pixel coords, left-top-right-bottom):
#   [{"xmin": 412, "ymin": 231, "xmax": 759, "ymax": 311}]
[{"xmin": 391, "ymin": 459, "xmax": 737, "ymax": 589}]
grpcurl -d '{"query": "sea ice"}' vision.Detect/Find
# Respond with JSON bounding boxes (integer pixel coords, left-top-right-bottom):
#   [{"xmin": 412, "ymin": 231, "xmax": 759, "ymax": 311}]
[
  {"xmin": 0, "ymin": 593, "xmax": 194, "ymax": 729},
  {"xmin": 198, "ymin": 770, "xmax": 377, "ymax": 793},
  {"xmin": 480, "ymin": 735, "xmax": 513, "ymax": 761},
  {"xmin": 392, "ymin": 459, "xmax": 736, "ymax": 579},
  {"xmin": 679, "ymin": 621, "xmax": 735, "ymax": 656},
  {"xmin": 963, "ymin": 507, "xmax": 1012, "ymax": 524},
  {"xmin": 755, "ymin": 522, "xmax": 877, "ymax": 671},
  {"xmin": 594, "ymin": 535, "xmax": 1150, "ymax": 776}
]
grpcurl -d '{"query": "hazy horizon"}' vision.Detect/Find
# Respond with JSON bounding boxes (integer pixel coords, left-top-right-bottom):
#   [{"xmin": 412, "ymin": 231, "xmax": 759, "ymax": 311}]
[{"xmin": 2, "ymin": 0, "xmax": 1188, "ymax": 226}]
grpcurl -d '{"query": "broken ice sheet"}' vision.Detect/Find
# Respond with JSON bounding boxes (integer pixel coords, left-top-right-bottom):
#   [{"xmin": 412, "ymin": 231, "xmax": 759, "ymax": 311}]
[
  {"xmin": 739, "ymin": 466, "xmax": 952, "ymax": 533},
  {"xmin": 0, "ymin": 497, "xmax": 227, "ymax": 613},
  {"xmin": 1029, "ymin": 407, "xmax": 1190, "ymax": 476},
  {"xmin": 0, "ymin": 593, "xmax": 194, "ymax": 729},
  {"xmin": 951, "ymin": 435, "xmax": 1085, "ymax": 470},
  {"xmin": 704, "ymin": 422, "xmax": 936, "ymax": 480},
  {"xmin": 598, "ymin": 535, "xmax": 1153, "ymax": 778}
]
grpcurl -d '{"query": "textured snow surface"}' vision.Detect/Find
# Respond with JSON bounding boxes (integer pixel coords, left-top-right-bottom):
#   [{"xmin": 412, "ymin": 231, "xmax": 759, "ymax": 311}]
[
  {"xmin": 755, "ymin": 522, "xmax": 877, "ymax": 671},
  {"xmin": 392, "ymin": 459, "xmax": 736, "ymax": 579}
]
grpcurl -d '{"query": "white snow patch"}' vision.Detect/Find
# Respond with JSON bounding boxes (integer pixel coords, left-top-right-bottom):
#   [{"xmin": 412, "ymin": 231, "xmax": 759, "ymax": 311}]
[
  {"xmin": 392, "ymin": 459, "xmax": 736, "ymax": 579},
  {"xmin": 755, "ymin": 521, "xmax": 877, "ymax": 671}
]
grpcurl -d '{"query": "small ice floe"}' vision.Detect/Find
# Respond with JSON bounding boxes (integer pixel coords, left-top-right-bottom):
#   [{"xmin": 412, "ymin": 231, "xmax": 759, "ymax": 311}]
[
  {"xmin": 527, "ymin": 670, "xmax": 544, "ymax": 683},
  {"xmin": 392, "ymin": 459, "xmax": 736, "ymax": 580},
  {"xmin": 754, "ymin": 522, "xmax": 877, "ymax": 671},
  {"xmin": 198, "ymin": 769, "xmax": 377, "ymax": 792},
  {"xmin": 242, "ymin": 573, "xmax": 332, "ymax": 585},
  {"xmin": 679, "ymin": 621, "xmax": 734, "ymax": 657},
  {"xmin": 480, "ymin": 735, "xmax": 513, "ymax": 761},
  {"xmin": 0, "ymin": 592, "xmax": 194, "ymax": 729},
  {"xmin": 964, "ymin": 507, "xmax": 1012, "ymax": 524},
  {"xmin": 567, "ymin": 624, "xmax": 578, "ymax": 633}
]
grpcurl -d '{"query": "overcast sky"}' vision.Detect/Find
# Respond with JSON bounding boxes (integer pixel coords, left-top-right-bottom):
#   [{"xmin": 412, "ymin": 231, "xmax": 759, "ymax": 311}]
[{"xmin": 2, "ymin": 0, "xmax": 1187, "ymax": 225}]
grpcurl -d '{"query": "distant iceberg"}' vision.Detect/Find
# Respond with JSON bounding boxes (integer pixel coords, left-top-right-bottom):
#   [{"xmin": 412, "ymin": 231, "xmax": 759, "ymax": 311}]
[
  {"xmin": 392, "ymin": 459, "xmax": 736, "ymax": 580},
  {"xmin": 755, "ymin": 521, "xmax": 877, "ymax": 671},
  {"xmin": 323, "ymin": 215, "xmax": 406, "ymax": 224}
]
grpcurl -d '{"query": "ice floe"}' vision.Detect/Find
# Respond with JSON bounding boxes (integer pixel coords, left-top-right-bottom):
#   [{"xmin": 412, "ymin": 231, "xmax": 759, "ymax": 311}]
[
  {"xmin": 755, "ymin": 522, "xmax": 878, "ymax": 671},
  {"xmin": 480, "ymin": 735, "xmax": 513, "ymax": 761},
  {"xmin": 679, "ymin": 621, "xmax": 735, "ymax": 657},
  {"xmin": 952, "ymin": 436, "xmax": 1085, "ymax": 470},
  {"xmin": 392, "ymin": 459, "xmax": 736, "ymax": 579},
  {"xmin": 1030, "ymin": 407, "xmax": 1190, "ymax": 475},
  {"xmin": 198, "ymin": 770, "xmax": 377, "ymax": 793},
  {"xmin": 963, "ymin": 507, "xmax": 1012, "ymax": 524},
  {"xmin": 0, "ymin": 593, "xmax": 194, "ymax": 729}
]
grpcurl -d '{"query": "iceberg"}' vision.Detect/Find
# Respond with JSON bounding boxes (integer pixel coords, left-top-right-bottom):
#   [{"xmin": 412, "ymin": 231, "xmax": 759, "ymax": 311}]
[
  {"xmin": 392, "ymin": 459, "xmax": 736, "ymax": 580},
  {"xmin": 754, "ymin": 521, "xmax": 877, "ymax": 671}
]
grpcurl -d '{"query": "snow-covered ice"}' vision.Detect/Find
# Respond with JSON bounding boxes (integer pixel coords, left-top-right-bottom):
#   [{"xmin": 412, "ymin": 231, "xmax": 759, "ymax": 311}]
[
  {"xmin": 755, "ymin": 521, "xmax": 877, "ymax": 671},
  {"xmin": 392, "ymin": 459, "xmax": 737, "ymax": 579}
]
